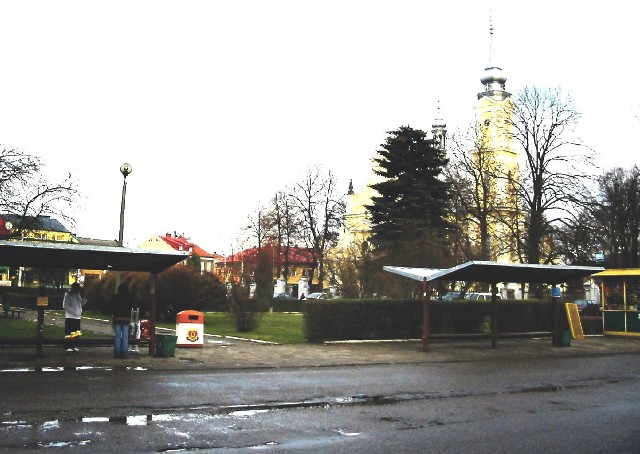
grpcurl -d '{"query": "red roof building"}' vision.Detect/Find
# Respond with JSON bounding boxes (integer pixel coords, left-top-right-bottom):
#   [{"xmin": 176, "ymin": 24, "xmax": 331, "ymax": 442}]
[
  {"xmin": 220, "ymin": 244, "xmax": 319, "ymax": 294},
  {"xmin": 138, "ymin": 233, "xmax": 224, "ymax": 274}
]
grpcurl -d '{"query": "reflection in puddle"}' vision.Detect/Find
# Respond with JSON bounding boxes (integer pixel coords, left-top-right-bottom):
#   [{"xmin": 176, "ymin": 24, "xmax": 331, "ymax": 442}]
[
  {"xmin": 0, "ymin": 366, "xmax": 147, "ymax": 373},
  {"xmin": 1, "ymin": 420, "xmax": 30, "ymax": 428},
  {"xmin": 228, "ymin": 409, "xmax": 269, "ymax": 418},
  {"xmin": 82, "ymin": 417, "xmax": 110, "ymax": 423},
  {"xmin": 41, "ymin": 420, "xmax": 60, "ymax": 430},
  {"xmin": 108, "ymin": 415, "xmax": 152, "ymax": 426},
  {"xmin": 38, "ymin": 440, "xmax": 91, "ymax": 448},
  {"xmin": 2, "ymin": 392, "xmax": 425, "ymax": 433}
]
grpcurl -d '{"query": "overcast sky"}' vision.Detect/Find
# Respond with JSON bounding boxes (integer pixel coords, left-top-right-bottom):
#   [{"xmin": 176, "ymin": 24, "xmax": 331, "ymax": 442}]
[{"xmin": 0, "ymin": 1, "xmax": 638, "ymax": 255}]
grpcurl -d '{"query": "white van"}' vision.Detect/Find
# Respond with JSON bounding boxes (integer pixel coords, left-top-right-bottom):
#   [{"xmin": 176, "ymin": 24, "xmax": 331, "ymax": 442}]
[{"xmin": 465, "ymin": 292, "xmax": 501, "ymax": 301}]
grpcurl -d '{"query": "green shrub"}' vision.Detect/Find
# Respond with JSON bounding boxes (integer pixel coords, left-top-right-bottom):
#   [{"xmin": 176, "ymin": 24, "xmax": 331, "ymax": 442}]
[
  {"xmin": 304, "ymin": 299, "xmax": 422, "ymax": 342},
  {"xmin": 227, "ymin": 284, "xmax": 258, "ymax": 332},
  {"xmin": 272, "ymin": 298, "xmax": 304, "ymax": 312},
  {"xmin": 84, "ymin": 267, "xmax": 227, "ymax": 321},
  {"xmin": 304, "ymin": 298, "xmax": 557, "ymax": 342}
]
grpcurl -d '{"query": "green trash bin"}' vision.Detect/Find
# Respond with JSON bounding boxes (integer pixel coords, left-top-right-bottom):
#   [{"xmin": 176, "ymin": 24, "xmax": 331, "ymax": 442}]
[
  {"xmin": 561, "ymin": 330, "xmax": 572, "ymax": 347},
  {"xmin": 155, "ymin": 334, "xmax": 177, "ymax": 357}
]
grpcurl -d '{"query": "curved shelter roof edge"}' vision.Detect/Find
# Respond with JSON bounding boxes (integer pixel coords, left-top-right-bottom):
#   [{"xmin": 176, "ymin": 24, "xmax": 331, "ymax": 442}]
[{"xmin": 0, "ymin": 240, "xmax": 189, "ymax": 274}]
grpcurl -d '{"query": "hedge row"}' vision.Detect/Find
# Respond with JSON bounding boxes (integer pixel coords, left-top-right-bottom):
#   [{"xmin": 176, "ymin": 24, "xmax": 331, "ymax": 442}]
[
  {"xmin": 271, "ymin": 298, "xmax": 305, "ymax": 312},
  {"xmin": 304, "ymin": 299, "xmax": 568, "ymax": 342}
]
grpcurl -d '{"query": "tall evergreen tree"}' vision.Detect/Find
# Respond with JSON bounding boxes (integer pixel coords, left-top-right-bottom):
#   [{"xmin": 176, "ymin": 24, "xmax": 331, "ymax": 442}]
[{"xmin": 367, "ymin": 125, "xmax": 452, "ymax": 266}]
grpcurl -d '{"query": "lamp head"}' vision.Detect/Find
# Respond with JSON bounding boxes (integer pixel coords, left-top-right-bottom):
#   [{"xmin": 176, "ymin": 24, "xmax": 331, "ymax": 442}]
[{"xmin": 120, "ymin": 163, "xmax": 132, "ymax": 178}]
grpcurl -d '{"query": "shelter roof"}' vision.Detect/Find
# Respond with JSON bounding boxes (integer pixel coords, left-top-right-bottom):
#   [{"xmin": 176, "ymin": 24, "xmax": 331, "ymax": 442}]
[
  {"xmin": 591, "ymin": 268, "xmax": 640, "ymax": 277},
  {"xmin": 0, "ymin": 240, "xmax": 189, "ymax": 274},
  {"xmin": 384, "ymin": 261, "xmax": 605, "ymax": 285}
]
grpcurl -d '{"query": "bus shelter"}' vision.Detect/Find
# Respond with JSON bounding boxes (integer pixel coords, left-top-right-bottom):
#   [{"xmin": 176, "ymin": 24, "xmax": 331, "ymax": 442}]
[
  {"xmin": 384, "ymin": 261, "xmax": 604, "ymax": 351},
  {"xmin": 0, "ymin": 239, "xmax": 189, "ymax": 355}
]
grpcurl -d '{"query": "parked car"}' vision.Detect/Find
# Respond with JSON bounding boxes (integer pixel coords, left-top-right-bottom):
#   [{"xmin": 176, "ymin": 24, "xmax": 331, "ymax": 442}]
[
  {"xmin": 303, "ymin": 292, "xmax": 333, "ymax": 300},
  {"xmin": 574, "ymin": 299, "xmax": 601, "ymax": 316},
  {"xmin": 273, "ymin": 292, "xmax": 295, "ymax": 300},
  {"xmin": 465, "ymin": 292, "xmax": 502, "ymax": 301},
  {"xmin": 440, "ymin": 291, "xmax": 463, "ymax": 301}
]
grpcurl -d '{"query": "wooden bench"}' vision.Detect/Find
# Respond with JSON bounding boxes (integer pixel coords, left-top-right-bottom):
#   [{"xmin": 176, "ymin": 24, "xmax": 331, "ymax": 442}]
[{"xmin": 3, "ymin": 307, "xmax": 23, "ymax": 319}]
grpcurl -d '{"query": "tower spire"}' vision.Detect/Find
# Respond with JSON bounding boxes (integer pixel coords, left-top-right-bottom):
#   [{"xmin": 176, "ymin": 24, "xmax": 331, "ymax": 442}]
[
  {"xmin": 488, "ymin": 10, "xmax": 495, "ymax": 67},
  {"xmin": 431, "ymin": 100, "xmax": 447, "ymax": 151},
  {"xmin": 478, "ymin": 11, "xmax": 510, "ymax": 101}
]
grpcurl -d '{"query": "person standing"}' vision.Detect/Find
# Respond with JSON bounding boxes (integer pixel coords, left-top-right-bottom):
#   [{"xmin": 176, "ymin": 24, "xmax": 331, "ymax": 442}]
[
  {"xmin": 112, "ymin": 283, "xmax": 133, "ymax": 359},
  {"xmin": 63, "ymin": 283, "xmax": 86, "ymax": 352}
]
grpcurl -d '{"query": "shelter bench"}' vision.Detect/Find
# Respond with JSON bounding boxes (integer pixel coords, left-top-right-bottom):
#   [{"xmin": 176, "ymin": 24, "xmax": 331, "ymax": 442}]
[
  {"xmin": 2, "ymin": 301, "xmax": 23, "ymax": 319},
  {"xmin": 3, "ymin": 307, "xmax": 23, "ymax": 319}
]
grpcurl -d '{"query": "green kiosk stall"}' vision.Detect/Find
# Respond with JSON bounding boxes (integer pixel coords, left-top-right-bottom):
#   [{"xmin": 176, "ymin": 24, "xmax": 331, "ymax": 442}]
[{"xmin": 592, "ymin": 269, "xmax": 640, "ymax": 337}]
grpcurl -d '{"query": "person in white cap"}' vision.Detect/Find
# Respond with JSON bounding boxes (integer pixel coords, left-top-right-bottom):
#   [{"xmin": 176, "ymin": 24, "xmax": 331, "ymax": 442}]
[{"xmin": 62, "ymin": 282, "xmax": 86, "ymax": 352}]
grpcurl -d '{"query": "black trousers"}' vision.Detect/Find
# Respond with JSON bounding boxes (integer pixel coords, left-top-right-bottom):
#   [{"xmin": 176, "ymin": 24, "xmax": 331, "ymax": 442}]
[{"xmin": 64, "ymin": 318, "xmax": 81, "ymax": 349}]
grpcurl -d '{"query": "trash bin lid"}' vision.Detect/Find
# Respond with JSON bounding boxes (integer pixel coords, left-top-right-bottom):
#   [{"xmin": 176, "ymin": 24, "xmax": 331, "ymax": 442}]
[{"xmin": 176, "ymin": 310, "xmax": 204, "ymax": 323}]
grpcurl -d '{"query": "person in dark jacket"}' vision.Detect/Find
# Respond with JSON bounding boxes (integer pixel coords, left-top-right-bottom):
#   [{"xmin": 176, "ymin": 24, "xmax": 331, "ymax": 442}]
[{"xmin": 112, "ymin": 283, "xmax": 134, "ymax": 359}]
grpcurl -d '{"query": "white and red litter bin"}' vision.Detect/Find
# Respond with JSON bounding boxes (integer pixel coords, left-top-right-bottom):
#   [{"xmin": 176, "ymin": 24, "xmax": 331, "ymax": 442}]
[{"xmin": 175, "ymin": 310, "xmax": 204, "ymax": 348}]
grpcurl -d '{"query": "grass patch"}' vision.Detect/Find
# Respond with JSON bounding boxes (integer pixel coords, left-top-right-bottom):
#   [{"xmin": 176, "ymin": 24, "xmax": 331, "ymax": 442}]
[
  {"xmin": 155, "ymin": 312, "xmax": 306, "ymax": 344},
  {"xmin": 0, "ymin": 316, "xmax": 111, "ymax": 339},
  {"xmin": 0, "ymin": 317, "xmax": 62, "ymax": 337},
  {"xmin": 1, "ymin": 311, "xmax": 306, "ymax": 344},
  {"xmin": 202, "ymin": 312, "xmax": 306, "ymax": 344}
]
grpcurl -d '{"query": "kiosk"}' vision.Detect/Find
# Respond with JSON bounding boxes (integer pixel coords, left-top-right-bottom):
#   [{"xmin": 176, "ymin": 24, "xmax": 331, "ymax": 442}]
[{"xmin": 592, "ymin": 269, "xmax": 640, "ymax": 337}]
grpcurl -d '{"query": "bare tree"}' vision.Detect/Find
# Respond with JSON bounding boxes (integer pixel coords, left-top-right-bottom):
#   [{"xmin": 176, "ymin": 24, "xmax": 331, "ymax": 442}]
[
  {"xmin": 507, "ymin": 86, "xmax": 594, "ymax": 265},
  {"xmin": 260, "ymin": 190, "xmax": 301, "ymax": 282},
  {"xmin": 446, "ymin": 125, "xmax": 515, "ymax": 262},
  {"xmin": 0, "ymin": 148, "xmax": 78, "ymax": 236},
  {"xmin": 289, "ymin": 167, "xmax": 345, "ymax": 291},
  {"xmin": 593, "ymin": 167, "xmax": 640, "ymax": 268},
  {"xmin": 245, "ymin": 206, "xmax": 269, "ymax": 250}
]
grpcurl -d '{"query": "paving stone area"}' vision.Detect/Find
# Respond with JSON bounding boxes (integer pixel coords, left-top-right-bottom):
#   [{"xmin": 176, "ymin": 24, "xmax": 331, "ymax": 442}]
[{"xmin": 1, "ymin": 310, "xmax": 640, "ymax": 372}]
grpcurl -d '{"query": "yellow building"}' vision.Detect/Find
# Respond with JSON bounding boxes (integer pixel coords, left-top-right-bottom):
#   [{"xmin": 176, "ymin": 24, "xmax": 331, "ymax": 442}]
[
  {"xmin": 0, "ymin": 214, "xmax": 78, "ymax": 287},
  {"xmin": 472, "ymin": 24, "xmax": 520, "ymax": 265},
  {"xmin": 138, "ymin": 233, "xmax": 224, "ymax": 275}
]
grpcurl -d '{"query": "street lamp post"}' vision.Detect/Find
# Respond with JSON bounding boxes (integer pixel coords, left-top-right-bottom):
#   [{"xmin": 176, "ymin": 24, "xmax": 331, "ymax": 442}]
[{"xmin": 118, "ymin": 163, "xmax": 132, "ymax": 247}]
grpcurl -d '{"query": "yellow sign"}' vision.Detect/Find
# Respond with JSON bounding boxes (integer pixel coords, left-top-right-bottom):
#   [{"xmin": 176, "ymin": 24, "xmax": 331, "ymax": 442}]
[
  {"xmin": 565, "ymin": 303, "xmax": 584, "ymax": 340},
  {"xmin": 186, "ymin": 329, "xmax": 200, "ymax": 343},
  {"xmin": 37, "ymin": 296, "xmax": 49, "ymax": 307}
]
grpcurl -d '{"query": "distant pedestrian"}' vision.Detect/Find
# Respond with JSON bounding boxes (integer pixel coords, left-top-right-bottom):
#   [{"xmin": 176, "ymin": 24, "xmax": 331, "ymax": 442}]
[
  {"xmin": 63, "ymin": 283, "xmax": 86, "ymax": 352},
  {"xmin": 112, "ymin": 283, "xmax": 134, "ymax": 359}
]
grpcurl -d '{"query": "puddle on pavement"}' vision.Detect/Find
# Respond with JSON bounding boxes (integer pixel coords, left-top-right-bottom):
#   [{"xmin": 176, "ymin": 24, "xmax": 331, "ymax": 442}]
[
  {"xmin": 39, "ymin": 440, "xmax": 92, "ymax": 448},
  {"xmin": 0, "ymin": 393, "xmax": 420, "ymax": 432},
  {"xmin": 1, "ymin": 384, "xmax": 575, "ymax": 433},
  {"xmin": 0, "ymin": 366, "xmax": 147, "ymax": 373}
]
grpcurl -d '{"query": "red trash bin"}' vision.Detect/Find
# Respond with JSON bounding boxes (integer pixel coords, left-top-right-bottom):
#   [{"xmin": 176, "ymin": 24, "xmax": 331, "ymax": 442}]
[
  {"xmin": 175, "ymin": 310, "xmax": 204, "ymax": 348},
  {"xmin": 139, "ymin": 320, "xmax": 152, "ymax": 340}
]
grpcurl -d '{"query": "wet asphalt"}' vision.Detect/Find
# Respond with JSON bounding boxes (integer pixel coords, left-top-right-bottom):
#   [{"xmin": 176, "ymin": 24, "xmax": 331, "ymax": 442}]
[{"xmin": 2, "ymin": 310, "xmax": 640, "ymax": 372}]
